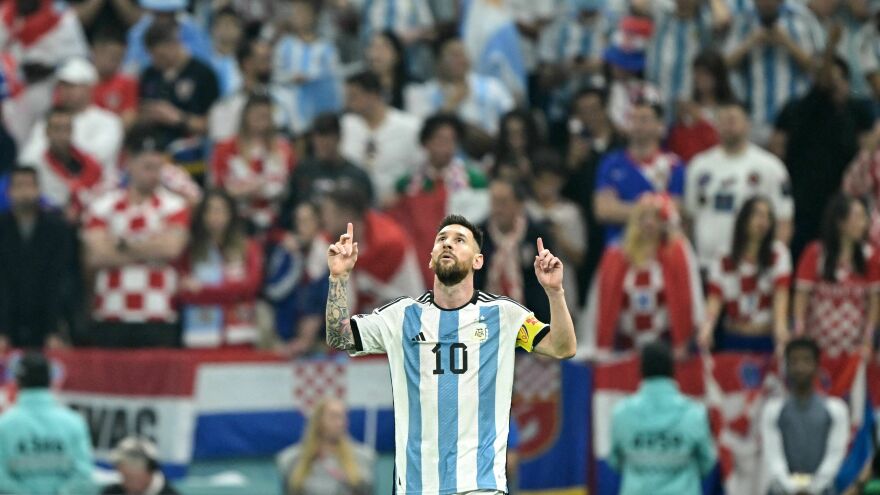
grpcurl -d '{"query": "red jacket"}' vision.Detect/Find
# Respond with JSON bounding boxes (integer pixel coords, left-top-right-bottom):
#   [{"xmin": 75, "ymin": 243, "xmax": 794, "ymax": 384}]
[
  {"xmin": 177, "ymin": 239, "xmax": 264, "ymax": 347},
  {"xmin": 594, "ymin": 237, "xmax": 701, "ymax": 350}
]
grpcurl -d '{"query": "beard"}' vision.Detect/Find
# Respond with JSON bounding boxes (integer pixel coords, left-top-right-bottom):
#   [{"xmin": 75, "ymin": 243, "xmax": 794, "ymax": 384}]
[{"xmin": 432, "ymin": 255, "xmax": 470, "ymax": 286}]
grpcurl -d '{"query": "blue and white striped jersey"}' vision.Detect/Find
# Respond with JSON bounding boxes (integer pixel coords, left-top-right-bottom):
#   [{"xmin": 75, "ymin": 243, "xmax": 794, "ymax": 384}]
[
  {"xmin": 723, "ymin": 2, "xmax": 825, "ymax": 132},
  {"xmin": 404, "ymin": 73, "xmax": 515, "ymax": 136},
  {"xmin": 350, "ymin": 290, "xmax": 549, "ymax": 494},
  {"xmin": 356, "ymin": 0, "xmax": 435, "ymax": 40},
  {"xmin": 538, "ymin": 14, "xmax": 610, "ymax": 65},
  {"xmin": 646, "ymin": 5, "xmax": 715, "ymax": 120},
  {"xmin": 272, "ymin": 34, "xmax": 342, "ymax": 132}
]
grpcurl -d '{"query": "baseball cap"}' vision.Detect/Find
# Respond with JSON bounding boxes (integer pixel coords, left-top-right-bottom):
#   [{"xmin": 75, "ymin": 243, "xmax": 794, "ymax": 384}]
[
  {"xmin": 139, "ymin": 0, "xmax": 187, "ymax": 12},
  {"xmin": 110, "ymin": 437, "xmax": 160, "ymax": 466},
  {"xmin": 56, "ymin": 58, "xmax": 98, "ymax": 86}
]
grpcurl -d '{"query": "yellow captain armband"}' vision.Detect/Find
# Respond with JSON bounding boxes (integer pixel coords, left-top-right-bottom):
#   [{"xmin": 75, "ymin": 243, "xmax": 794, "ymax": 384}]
[{"xmin": 516, "ymin": 313, "xmax": 550, "ymax": 352}]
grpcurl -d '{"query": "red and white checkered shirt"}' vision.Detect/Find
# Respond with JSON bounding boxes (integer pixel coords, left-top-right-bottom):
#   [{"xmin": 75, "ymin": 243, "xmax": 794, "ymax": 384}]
[
  {"xmin": 85, "ymin": 187, "xmax": 190, "ymax": 323},
  {"xmin": 210, "ymin": 138, "xmax": 295, "ymax": 230},
  {"xmin": 707, "ymin": 241, "xmax": 791, "ymax": 331},
  {"xmin": 795, "ymin": 241, "xmax": 880, "ymax": 357},
  {"xmin": 619, "ymin": 260, "xmax": 669, "ymax": 348}
]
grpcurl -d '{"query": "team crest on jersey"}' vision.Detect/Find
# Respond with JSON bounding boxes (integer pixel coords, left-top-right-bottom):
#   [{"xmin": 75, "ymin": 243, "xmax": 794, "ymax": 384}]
[{"xmin": 473, "ymin": 325, "xmax": 488, "ymax": 343}]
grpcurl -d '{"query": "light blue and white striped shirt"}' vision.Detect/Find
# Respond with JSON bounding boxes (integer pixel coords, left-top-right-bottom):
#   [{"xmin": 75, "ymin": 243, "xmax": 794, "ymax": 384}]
[
  {"xmin": 350, "ymin": 290, "xmax": 549, "ymax": 494},
  {"xmin": 404, "ymin": 73, "xmax": 515, "ymax": 136},
  {"xmin": 356, "ymin": 0, "xmax": 435, "ymax": 39},
  {"xmin": 539, "ymin": 13, "xmax": 610, "ymax": 65},
  {"xmin": 209, "ymin": 52, "xmax": 243, "ymax": 98},
  {"xmin": 724, "ymin": 2, "xmax": 825, "ymax": 132},
  {"xmin": 273, "ymin": 34, "xmax": 342, "ymax": 132},
  {"xmin": 647, "ymin": 5, "xmax": 715, "ymax": 120}
]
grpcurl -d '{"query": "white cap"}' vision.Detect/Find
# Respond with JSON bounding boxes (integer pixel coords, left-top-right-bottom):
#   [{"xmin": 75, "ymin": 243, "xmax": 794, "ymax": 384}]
[
  {"xmin": 140, "ymin": 0, "xmax": 186, "ymax": 11},
  {"xmin": 56, "ymin": 58, "xmax": 98, "ymax": 86}
]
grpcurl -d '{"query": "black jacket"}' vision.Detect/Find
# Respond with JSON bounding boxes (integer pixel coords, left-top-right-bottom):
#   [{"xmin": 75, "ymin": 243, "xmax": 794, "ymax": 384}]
[{"xmin": 0, "ymin": 210, "xmax": 76, "ymax": 347}]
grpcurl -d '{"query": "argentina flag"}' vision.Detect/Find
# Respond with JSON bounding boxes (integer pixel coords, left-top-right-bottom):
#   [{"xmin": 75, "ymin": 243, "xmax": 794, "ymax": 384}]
[{"xmin": 460, "ymin": 0, "xmax": 527, "ymax": 101}]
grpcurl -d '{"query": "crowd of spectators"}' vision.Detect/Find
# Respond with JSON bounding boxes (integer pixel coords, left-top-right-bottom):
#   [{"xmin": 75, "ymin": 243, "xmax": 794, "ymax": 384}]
[{"xmin": 0, "ymin": 0, "xmax": 880, "ymax": 362}]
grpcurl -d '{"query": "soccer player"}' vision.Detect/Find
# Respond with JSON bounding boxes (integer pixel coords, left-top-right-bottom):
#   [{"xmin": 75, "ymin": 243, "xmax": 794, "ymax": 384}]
[{"xmin": 325, "ymin": 214, "xmax": 577, "ymax": 494}]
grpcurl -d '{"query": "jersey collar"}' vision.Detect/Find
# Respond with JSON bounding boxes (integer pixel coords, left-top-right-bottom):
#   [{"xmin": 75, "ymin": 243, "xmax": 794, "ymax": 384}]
[{"xmin": 423, "ymin": 289, "xmax": 481, "ymax": 311}]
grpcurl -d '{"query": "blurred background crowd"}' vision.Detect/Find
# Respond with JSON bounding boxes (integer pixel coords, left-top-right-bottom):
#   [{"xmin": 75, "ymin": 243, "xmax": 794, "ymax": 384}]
[
  {"xmin": 3, "ymin": 0, "xmax": 880, "ymax": 491},
  {"xmin": 6, "ymin": 0, "xmax": 880, "ymax": 359}
]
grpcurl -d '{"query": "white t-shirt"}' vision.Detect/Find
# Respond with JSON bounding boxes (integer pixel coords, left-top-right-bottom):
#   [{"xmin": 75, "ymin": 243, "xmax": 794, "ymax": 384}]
[
  {"xmin": 22, "ymin": 106, "xmax": 123, "ymax": 175},
  {"xmin": 685, "ymin": 143, "xmax": 794, "ymax": 269},
  {"xmin": 340, "ymin": 108, "xmax": 422, "ymax": 203}
]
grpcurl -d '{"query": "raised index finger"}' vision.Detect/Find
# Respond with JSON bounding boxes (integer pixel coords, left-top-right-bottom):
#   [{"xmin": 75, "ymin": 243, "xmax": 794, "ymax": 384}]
[
  {"xmin": 346, "ymin": 222, "xmax": 353, "ymax": 240},
  {"xmin": 537, "ymin": 237, "xmax": 545, "ymax": 253}
]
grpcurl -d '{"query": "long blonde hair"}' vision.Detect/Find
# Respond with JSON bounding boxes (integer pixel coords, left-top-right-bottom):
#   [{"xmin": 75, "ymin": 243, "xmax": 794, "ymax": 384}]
[
  {"xmin": 287, "ymin": 398, "xmax": 362, "ymax": 493},
  {"xmin": 621, "ymin": 193, "xmax": 675, "ymax": 266}
]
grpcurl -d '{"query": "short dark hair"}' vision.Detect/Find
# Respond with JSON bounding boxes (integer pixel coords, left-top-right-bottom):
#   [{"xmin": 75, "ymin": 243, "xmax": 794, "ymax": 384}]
[
  {"xmin": 324, "ymin": 183, "xmax": 370, "ymax": 219},
  {"xmin": 419, "ymin": 113, "xmax": 463, "ymax": 145},
  {"xmin": 92, "ymin": 28, "xmax": 126, "ymax": 46},
  {"xmin": 124, "ymin": 123, "xmax": 164, "ymax": 154},
  {"xmin": 236, "ymin": 38, "xmax": 267, "ymax": 66},
  {"xmin": 312, "ymin": 112, "xmax": 341, "ymax": 136},
  {"xmin": 145, "ymin": 21, "xmax": 178, "ymax": 49},
  {"xmin": 632, "ymin": 97, "xmax": 664, "ymax": 120},
  {"xmin": 346, "ymin": 71, "xmax": 383, "ymax": 95},
  {"xmin": 785, "ymin": 337, "xmax": 821, "ymax": 362},
  {"xmin": 573, "ymin": 85, "xmax": 608, "ymax": 109},
  {"xmin": 489, "ymin": 177, "xmax": 530, "ymax": 203},
  {"xmin": 16, "ymin": 352, "xmax": 51, "ymax": 389},
  {"xmin": 432, "ymin": 32, "xmax": 461, "ymax": 57},
  {"xmin": 531, "ymin": 147, "xmax": 565, "ymax": 178},
  {"xmin": 437, "ymin": 214, "xmax": 484, "ymax": 250},
  {"xmin": 641, "ymin": 341, "xmax": 674, "ymax": 379}
]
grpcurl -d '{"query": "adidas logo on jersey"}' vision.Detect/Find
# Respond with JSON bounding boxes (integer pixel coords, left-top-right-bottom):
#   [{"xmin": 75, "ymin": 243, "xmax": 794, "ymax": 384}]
[{"xmin": 411, "ymin": 332, "xmax": 427, "ymax": 342}]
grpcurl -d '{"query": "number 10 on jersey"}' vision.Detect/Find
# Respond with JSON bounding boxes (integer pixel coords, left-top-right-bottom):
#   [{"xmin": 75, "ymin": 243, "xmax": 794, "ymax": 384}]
[{"xmin": 432, "ymin": 343, "xmax": 469, "ymax": 375}]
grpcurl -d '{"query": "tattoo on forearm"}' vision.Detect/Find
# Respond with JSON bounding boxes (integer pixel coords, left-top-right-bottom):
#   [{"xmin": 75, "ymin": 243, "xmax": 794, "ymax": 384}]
[{"xmin": 326, "ymin": 277, "xmax": 355, "ymax": 350}]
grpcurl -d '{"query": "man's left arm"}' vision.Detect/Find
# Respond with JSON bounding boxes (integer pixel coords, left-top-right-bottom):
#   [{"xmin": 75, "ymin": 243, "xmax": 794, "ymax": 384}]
[
  {"xmin": 531, "ymin": 237, "xmax": 577, "ymax": 359},
  {"xmin": 809, "ymin": 398, "xmax": 850, "ymax": 494}
]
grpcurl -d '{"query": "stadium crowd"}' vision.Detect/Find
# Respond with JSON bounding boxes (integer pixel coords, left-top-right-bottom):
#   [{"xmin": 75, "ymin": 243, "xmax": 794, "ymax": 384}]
[{"xmin": 2, "ymin": 0, "xmax": 880, "ymax": 491}]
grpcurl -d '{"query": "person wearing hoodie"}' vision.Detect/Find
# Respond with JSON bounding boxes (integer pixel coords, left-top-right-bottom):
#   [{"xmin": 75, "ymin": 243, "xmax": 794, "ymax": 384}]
[
  {"xmin": 609, "ymin": 341, "xmax": 717, "ymax": 495},
  {"xmin": 0, "ymin": 353, "xmax": 94, "ymax": 495}
]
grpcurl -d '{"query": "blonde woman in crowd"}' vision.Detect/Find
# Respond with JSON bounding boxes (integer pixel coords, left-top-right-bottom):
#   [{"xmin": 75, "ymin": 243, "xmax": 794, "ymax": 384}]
[
  {"xmin": 276, "ymin": 398, "xmax": 375, "ymax": 495},
  {"xmin": 581, "ymin": 194, "xmax": 704, "ymax": 359}
]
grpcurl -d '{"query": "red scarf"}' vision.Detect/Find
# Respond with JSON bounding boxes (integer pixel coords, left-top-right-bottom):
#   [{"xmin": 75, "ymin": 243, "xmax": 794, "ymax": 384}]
[
  {"xmin": 1, "ymin": 0, "xmax": 63, "ymax": 47},
  {"xmin": 596, "ymin": 237, "xmax": 696, "ymax": 349},
  {"xmin": 44, "ymin": 147, "xmax": 103, "ymax": 192}
]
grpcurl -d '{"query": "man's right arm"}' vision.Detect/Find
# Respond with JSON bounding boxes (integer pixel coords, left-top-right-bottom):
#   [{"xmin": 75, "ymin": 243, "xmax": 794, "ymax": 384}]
[{"xmin": 326, "ymin": 275, "xmax": 356, "ymax": 351}]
